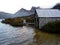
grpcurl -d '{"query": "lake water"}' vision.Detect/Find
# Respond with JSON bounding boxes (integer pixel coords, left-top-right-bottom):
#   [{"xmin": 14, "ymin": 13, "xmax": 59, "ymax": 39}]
[{"xmin": 0, "ymin": 19, "xmax": 60, "ymax": 45}]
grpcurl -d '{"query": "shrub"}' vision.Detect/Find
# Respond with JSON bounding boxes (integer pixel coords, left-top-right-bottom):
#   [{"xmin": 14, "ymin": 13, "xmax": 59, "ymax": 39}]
[
  {"xmin": 2, "ymin": 17, "xmax": 23, "ymax": 27},
  {"xmin": 41, "ymin": 21, "xmax": 60, "ymax": 33}
]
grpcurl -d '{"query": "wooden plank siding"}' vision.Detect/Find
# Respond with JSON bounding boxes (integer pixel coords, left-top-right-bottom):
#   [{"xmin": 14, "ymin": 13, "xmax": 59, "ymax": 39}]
[{"xmin": 38, "ymin": 17, "xmax": 60, "ymax": 29}]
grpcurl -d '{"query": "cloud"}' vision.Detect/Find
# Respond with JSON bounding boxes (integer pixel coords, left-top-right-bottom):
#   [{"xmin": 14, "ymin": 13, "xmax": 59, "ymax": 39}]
[{"xmin": 0, "ymin": 0, "xmax": 59, "ymax": 14}]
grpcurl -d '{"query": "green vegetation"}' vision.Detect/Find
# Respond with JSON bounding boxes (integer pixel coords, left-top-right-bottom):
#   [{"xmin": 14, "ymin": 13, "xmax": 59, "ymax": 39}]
[
  {"xmin": 26, "ymin": 15, "xmax": 35, "ymax": 23},
  {"xmin": 2, "ymin": 15, "xmax": 35, "ymax": 27},
  {"xmin": 41, "ymin": 21, "xmax": 60, "ymax": 33},
  {"xmin": 2, "ymin": 17, "xmax": 23, "ymax": 26}
]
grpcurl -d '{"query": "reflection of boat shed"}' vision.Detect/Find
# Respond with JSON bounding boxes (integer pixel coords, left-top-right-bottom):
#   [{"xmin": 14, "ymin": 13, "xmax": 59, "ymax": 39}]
[{"xmin": 35, "ymin": 9, "xmax": 60, "ymax": 29}]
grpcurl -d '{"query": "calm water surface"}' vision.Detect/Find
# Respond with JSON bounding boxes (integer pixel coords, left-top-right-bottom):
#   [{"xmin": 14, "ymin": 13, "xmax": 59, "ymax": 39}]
[{"xmin": 0, "ymin": 19, "xmax": 60, "ymax": 45}]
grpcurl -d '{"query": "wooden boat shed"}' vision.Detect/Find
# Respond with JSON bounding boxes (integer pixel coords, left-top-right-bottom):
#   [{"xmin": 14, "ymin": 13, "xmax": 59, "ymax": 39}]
[{"xmin": 35, "ymin": 9, "xmax": 60, "ymax": 29}]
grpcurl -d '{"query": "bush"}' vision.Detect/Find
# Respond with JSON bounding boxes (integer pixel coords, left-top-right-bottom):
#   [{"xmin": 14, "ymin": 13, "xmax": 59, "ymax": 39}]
[
  {"xmin": 41, "ymin": 21, "xmax": 60, "ymax": 33},
  {"xmin": 2, "ymin": 17, "xmax": 23, "ymax": 27},
  {"xmin": 26, "ymin": 16, "xmax": 35, "ymax": 23}
]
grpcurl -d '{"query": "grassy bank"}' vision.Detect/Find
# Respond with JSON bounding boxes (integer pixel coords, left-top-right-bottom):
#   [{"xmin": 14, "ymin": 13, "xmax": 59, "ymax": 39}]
[
  {"xmin": 2, "ymin": 15, "xmax": 35, "ymax": 27},
  {"xmin": 2, "ymin": 17, "xmax": 23, "ymax": 26},
  {"xmin": 41, "ymin": 21, "xmax": 60, "ymax": 34}
]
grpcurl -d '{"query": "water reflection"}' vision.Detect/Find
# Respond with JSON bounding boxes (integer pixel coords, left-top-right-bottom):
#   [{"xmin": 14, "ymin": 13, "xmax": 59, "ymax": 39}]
[
  {"xmin": 33, "ymin": 29, "xmax": 42, "ymax": 45},
  {"xmin": 27, "ymin": 29, "xmax": 60, "ymax": 45},
  {"xmin": 0, "ymin": 19, "xmax": 34, "ymax": 45}
]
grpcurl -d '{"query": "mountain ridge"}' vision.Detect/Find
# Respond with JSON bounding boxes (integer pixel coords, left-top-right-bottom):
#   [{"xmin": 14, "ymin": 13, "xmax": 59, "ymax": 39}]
[
  {"xmin": 1, "ymin": 5, "xmax": 60, "ymax": 19},
  {"xmin": 52, "ymin": 3, "xmax": 60, "ymax": 10}
]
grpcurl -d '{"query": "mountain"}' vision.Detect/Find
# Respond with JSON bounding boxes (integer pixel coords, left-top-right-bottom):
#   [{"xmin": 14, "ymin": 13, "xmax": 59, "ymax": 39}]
[
  {"xmin": 14, "ymin": 8, "xmax": 34, "ymax": 17},
  {"xmin": 0, "ymin": 12, "xmax": 14, "ymax": 19},
  {"xmin": 30, "ymin": 7, "xmax": 40, "ymax": 12},
  {"xmin": 14, "ymin": 7, "xmax": 40, "ymax": 17},
  {"xmin": 0, "ymin": 7, "xmax": 40, "ymax": 19},
  {"xmin": 52, "ymin": 3, "xmax": 60, "ymax": 10}
]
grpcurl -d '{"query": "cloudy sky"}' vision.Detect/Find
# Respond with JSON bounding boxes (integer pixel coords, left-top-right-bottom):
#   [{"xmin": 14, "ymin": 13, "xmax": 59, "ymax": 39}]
[{"xmin": 0, "ymin": 0, "xmax": 60, "ymax": 14}]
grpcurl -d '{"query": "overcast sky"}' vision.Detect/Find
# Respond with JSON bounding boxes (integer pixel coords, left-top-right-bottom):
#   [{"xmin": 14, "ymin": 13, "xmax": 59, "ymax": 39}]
[{"xmin": 0, "ymin": 0, "xmax": 60, "ymax": 14}]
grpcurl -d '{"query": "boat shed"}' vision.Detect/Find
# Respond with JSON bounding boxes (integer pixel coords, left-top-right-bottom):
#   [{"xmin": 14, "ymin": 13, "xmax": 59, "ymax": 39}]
[{"xmin": 35, "ymin": 9, "xmax": 60, "ymax": 29}]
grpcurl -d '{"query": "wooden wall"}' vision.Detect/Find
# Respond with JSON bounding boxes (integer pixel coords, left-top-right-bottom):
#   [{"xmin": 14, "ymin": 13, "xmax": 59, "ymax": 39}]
[{"xmin": 38, "ymin": 17, "xmax": 60, "ymax": 29}]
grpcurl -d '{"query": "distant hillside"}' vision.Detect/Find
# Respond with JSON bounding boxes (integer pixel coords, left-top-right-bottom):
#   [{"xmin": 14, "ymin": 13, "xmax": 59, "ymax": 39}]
[
  {"xmin": 14, "ymin": 8, "xmax": 34, "ymax": 17},
  {"xmin": 30, "ymin": 7, "xmax": 40, "ymax": 12},
  {"xmin": 14, "ymin": 7, "xmax": 40, "ymax": 17},
  {"xmin": 52, "ymin": 3, "xmax": 60, "ymax": 10},
  {"xmin": 0, "ymin": 12, "xmax": 14, "ymax": 19},
  {"xmin": 0, "ymin": 7, "xmax": 40, "ymax": 19}
]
